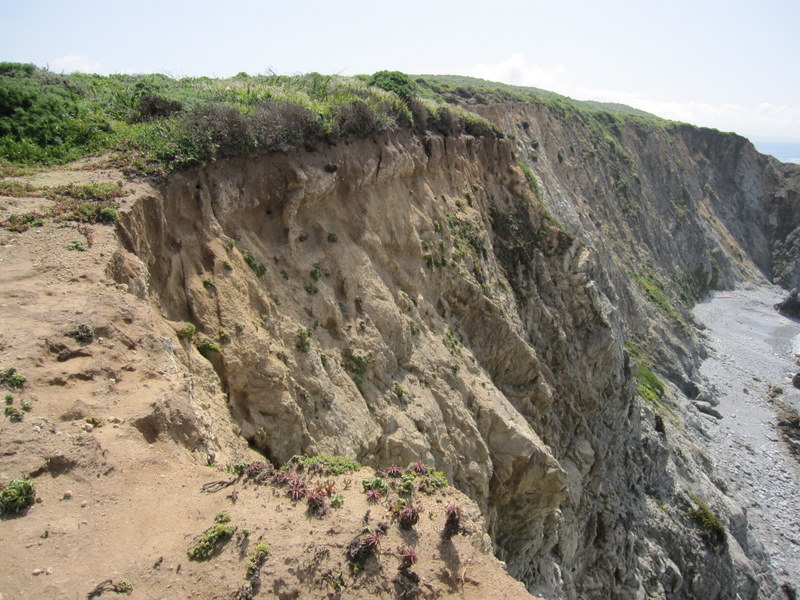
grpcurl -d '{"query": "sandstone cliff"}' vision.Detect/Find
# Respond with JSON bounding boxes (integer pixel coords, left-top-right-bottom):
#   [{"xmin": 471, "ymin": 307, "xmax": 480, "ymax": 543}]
[{"xmin": 2, "ymin": 91, "xmax": 799, "ymax": 599}]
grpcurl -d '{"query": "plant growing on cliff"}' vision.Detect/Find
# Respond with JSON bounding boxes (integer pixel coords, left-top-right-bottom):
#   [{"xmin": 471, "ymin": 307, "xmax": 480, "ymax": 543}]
[
  {"xmin": 296, "ymin": 328, "xmax": 312, "ymax": 352},
  {"xmin": 0, "ymin": 477, "xmax": 35, "ymax": 514},
  {"xmin": 688, "ymin": 494, "xmax": 726, "ymax": 546},
  {"xmin": 242, "ymin": 250, "xmax": 266, "ymax": 276},
  {"xmin": 177, "ymin": 322, "xmax": 196, "ymax": 340},
  {"xmin": 195, "ymin": 337, "xmax": 220, "ymax": 358}
]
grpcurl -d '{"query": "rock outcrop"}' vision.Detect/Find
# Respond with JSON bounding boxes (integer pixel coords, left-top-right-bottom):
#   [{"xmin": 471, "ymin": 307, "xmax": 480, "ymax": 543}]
[{"xmin": 105, "ymin": 103, "xmax": 800, "ymax": 599}]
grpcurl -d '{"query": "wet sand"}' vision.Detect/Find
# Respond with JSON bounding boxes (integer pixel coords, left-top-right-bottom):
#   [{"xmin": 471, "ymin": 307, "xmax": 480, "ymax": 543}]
[{"xmin": 694, "ymin": 285, "xmax": 800, "ymax": 586}]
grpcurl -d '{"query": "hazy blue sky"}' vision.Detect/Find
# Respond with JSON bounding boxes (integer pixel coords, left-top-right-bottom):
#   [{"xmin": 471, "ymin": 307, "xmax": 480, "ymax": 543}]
[{"xmin": 2, "ymin": 0, "xmax": 798, "ymax": 141}]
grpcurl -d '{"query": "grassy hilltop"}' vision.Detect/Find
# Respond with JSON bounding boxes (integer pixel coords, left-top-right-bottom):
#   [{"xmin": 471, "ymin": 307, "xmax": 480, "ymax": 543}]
[{"xmin": 0, "ymin": 63, "xmax": 666, "ymax": 177}]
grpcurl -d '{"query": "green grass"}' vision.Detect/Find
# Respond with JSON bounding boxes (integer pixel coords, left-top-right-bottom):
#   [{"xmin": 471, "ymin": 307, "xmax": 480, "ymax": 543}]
[
  {"xmin": 0, "ymin": 65, "xmax": 502, "ymax": 176},
  {"xmin": 688, "ymin": 494, "xmax": 726, "ymax": 546},
  {"xmin": 631, "ymin": 271, "xmax": 682, "ymax": 323}
]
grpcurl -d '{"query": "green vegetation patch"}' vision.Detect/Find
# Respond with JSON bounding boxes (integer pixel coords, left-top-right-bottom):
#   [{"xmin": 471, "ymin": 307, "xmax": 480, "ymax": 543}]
[
  {"xmin": 688, "ymin": 494, "xmax": 726, "ymax": 546},
  {"xmin": 187, "ymin": 515, "xmax": 236, "ymax": 560},
  {"xmin": 284, "ymin": 454, "xmax": 361, "ymax": 475},
  {"xmin": 0, "ymin": 367, "xmax": 26, "ymax": 389},
  {"xmin": 632, "ymin": 271, "xmax": 682, "ymax": 323},
  {"xmin": 195, "ymin": 337, "xmax": 220, "ymax": 358},
  {"xmin": 0, "ymin": 64, "xmax": 502, "ymax": 175},
  {"xmin": 0, "ymin": 477, "xmax": 36, "ymax": 514},
  {"xmin": 246, "ymin": 542, "xmax": 270, "ymax": 577}
]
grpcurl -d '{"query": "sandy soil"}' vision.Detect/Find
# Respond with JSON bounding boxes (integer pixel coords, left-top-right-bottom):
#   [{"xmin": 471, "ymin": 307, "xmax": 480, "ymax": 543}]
[
  {"xmin": 0, "ymin": 163, "xmax": 536, "ymax": 600},
  {"xmin": 693, "ymin": 285, "xmax": 800, "ymax": 587}
]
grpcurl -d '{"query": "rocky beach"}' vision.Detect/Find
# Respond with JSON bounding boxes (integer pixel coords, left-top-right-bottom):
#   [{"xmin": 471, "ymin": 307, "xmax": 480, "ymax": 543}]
[{"xmin": 694, "ymin": 286, "xmax": 800, "ymax": 588}]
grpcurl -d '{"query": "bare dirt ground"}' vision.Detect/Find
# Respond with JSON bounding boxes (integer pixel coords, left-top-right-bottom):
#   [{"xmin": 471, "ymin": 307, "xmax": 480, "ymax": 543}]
[
  {"xmin": 0, "ymin": 163, "xmax": 535, "ymax": 600},
  {"xmin": 694, "ymin": 286, "xmax": 800, "ymax": 588}
]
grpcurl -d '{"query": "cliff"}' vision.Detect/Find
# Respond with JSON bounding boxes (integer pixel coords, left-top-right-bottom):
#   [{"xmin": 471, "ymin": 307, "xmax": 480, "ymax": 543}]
[{"xmin": 2, "ymin": 81, "xmax": 799, "ymax": 599}]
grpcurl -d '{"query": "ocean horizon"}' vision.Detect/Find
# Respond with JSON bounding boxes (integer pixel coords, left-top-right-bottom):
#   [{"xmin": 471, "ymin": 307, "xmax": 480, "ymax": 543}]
[{"xmin": 751, "ymin": 140, "xmax": 800, "ymax": 164}]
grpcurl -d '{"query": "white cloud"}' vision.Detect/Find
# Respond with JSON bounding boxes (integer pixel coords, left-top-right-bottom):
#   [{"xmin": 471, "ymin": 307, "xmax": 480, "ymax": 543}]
[
  {"xmin": 50, "ymin": 55, "xmax": 105, "ymax": 74},
  {"xmin": 469, "ymin": 52, "xmax": 566, "ymax": 89},
  {"xmin": 467, "ymin": 54, "xmax": 800, "ymax": 140},
  {"xmin": 574, "ymin": 85, "xmax": 800, "ymax": 139}
]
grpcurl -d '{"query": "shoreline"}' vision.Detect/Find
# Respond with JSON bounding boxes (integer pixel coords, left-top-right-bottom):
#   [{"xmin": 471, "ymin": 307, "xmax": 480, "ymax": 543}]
[{"xmin": 693, "ymin": 285, "xmax": 800, "ymax": 587}]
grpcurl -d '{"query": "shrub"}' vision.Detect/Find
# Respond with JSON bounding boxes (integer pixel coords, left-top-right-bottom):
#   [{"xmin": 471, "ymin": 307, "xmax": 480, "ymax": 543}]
[
  {"xmin": 177, "ymin": 322, "xmax": 196, "ymax": 340},
  {"xmin": 0, "ymin": 367, "xmax": 26, "ymax": 388},
  {"xmin": 368, "ymin": 71, "xmax": 416, "ymax": 100},
  {"xmin": 0, "ymin": 477, "xmax": 36, "ymax": 514},
  {"xmin": 4, "ymin": 405, "xmax": 23, "ymax": 422},
  {"xmin": 195, "ymin": 337, "xmax": 220, "ymax": 358},
  {"xmin": 242, "ymin": 250, "xmax": 266, "ymax": 276},
  {"xmin": 296, "ymin": 328, "xmax": 312, "ymax": 352}
]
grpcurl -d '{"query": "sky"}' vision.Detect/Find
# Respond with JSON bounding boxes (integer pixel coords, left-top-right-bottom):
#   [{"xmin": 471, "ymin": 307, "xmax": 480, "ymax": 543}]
[{"xmin": 2, "ymin": 0, "xmax": 799, "ymax": 142}]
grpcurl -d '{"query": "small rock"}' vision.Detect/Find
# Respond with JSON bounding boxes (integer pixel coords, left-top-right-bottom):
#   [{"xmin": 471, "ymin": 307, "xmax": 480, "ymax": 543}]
[
  {"xmin": 46, "ymin": 567, "xmax": 53, "ymax": 575},
  {"xmin": 62, "ymin": 491, "xmax": 73, "ymax": 500},
  {"xmin": 32, "ymin": 569, "xmax": 43, "ymax": 576},
  {"xmin": 80, "ymin": 501, "xmax": 87, "ymax": 508}
]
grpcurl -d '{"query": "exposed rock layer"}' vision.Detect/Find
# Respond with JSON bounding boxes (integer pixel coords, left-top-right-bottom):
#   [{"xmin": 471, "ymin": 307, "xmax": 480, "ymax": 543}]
[{"xmin": 110, "ymin": 106, "xmax": 800, "ymax": 599}]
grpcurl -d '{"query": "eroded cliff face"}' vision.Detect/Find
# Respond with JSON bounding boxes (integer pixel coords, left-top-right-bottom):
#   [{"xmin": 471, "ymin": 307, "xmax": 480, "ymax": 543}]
[{"xmin": 109, "ymin": 112, "xmax": 798, "ymax": 598}]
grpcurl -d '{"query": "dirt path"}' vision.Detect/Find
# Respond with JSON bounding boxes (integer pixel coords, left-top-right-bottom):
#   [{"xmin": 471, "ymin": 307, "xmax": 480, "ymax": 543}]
[{"xmin": 693, "ymin": 285, "xmax": 800, "ymax": 587}]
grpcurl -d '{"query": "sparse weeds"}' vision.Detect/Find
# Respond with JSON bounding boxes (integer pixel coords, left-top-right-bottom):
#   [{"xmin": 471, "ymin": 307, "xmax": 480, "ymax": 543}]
[{"xmin": 0, "ymin": 477, "xmax": 36, "ymax": 515}]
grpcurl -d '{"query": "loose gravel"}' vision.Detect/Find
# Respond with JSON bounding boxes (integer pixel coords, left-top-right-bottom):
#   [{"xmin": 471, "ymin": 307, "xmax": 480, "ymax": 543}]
[{"xmin": 693, "ymin": 285, "xmax": 800, "ymax": 587}]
